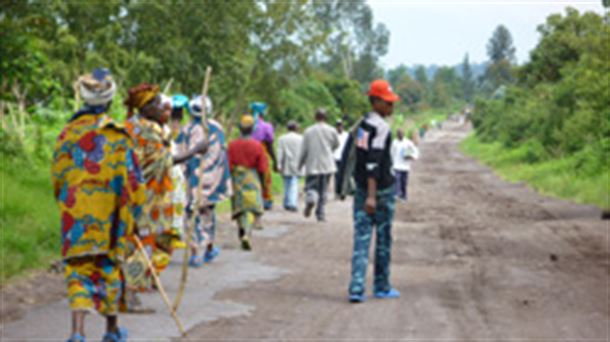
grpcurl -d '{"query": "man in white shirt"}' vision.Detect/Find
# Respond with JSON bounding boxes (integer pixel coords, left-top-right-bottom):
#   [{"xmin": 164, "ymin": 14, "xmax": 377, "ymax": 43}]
[
  {"xmin": 391, "ymin": 128, "xmax": 419, "ymax": 202},
  {"xmin": 299, "ymin": 109, "xmax": 339, "ymax": 221},
  {"xmin": 333, "ymin": 119, "xmax": 350, "ymax": 195},
  {"xmin": 277, "ymin": 121, "xmax": 303, "ymax": 212}
]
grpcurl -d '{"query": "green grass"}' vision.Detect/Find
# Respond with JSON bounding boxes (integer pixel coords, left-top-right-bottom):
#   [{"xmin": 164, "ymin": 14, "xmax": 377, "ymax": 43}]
[
  {"xmin": 461, "ymin": 134, "xmax": 609, "ymax": 209},
  {"xmin": 0, "ymin": 150, "xmax": 288, "ymax": 281},
  {"xmin": 1, "ymin": 165, "xmax": 60, "ymax": 281}
]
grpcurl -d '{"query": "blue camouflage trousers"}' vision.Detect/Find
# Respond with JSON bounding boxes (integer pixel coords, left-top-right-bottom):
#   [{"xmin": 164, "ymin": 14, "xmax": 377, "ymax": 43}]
[{"xmin": 348, "ymin": 186, "xmax": 396, "ymax": 295}]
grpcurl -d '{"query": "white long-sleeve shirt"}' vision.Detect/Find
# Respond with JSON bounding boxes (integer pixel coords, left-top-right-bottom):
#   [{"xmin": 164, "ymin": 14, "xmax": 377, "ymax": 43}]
[
  {"xmin": 333, "ymin": 131, "xmax": 349, "ymax": 161},
  {"xmin": 391, "ymin": 138, "xmax": 419, "ymax": 172}
]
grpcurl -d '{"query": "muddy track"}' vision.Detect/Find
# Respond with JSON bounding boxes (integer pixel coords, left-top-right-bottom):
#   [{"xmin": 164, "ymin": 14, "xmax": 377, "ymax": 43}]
[
  {"xmin": 185, "ymin": 122, "xmax": 608, "ymax": 341},
  {"xmin": 2, "ymin": 123, "xmax": 607, "ymax": 341}
]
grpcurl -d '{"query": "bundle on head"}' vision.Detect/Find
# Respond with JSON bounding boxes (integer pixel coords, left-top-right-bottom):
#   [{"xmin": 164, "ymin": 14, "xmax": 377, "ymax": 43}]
[
  {"xmin": 250, "ymin": 102, "xmax": 267, "ymax": 118},
  {"xmin": 189, "ymin": 96, "xmax": 213, "ymax": 118},
  {"xmin": 78, "ymin": 68, "xmax": 116, "ymax": 107},
  {"xmin": 124, "ymin": 83, "xmax": 160, "ymax": 117}
]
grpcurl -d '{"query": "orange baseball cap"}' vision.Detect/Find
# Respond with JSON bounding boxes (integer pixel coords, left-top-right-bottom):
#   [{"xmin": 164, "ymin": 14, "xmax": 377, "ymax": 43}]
[{"xmin": 368, "ymin": 79, "xmax": 400, "ymax": 103}]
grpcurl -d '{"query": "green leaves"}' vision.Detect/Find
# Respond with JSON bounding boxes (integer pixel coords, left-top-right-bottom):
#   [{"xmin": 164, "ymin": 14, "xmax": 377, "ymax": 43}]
[{"xmin": 473, "ymin": 8, "xmax": 609, "ymax": 178}]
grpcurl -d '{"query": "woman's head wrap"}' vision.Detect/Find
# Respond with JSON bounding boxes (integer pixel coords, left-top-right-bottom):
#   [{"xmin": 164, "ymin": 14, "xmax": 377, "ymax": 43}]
[
  {"xmin": 250, "ymin": 102, "xmax": 267, "ymax": 117},
  {"xmin": 78, "ymin": 68, "xmax": 116, "ymax": 106},
  {"xmin": 189, "ymin": 96, "xmax": 213, "ymax": 118},
  {"xmin": 124, "ymin": 83, "xmax": 160, "ymax": 117},
  {"xmin": 160, "ymin": 94, "xmax": 172, "ymax": 108},
  {"xmin": 240, "ymin": 114, "xmax": 255, "ymax": 129},
  {"xmin": 172, "ymin": 94, "xmax": 190, "ymax": 112}
]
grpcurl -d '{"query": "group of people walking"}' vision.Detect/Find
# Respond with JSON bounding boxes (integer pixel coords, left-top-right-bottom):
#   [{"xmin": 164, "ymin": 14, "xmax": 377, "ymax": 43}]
[{"xmin": 52, "ymin": 68, "xmax": 419, "ymax": 341}]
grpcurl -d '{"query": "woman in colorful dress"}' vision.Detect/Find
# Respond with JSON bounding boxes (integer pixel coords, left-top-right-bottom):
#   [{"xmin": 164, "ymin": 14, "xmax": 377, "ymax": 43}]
[
  {"xmin": 182, "ymin": 95, "xmax": 232, "ymax": 267},
  {"xmin": 123, "ymin": 84, "xmax": 206, "ymax": 310},
  {"xmin": 227, "ymin": 115, "xmax": 270, "ymax": 250},
  {"xmin": 52, "ymin": 68, "xmax": 145, "ymax": 342},
  {"xmin": 250, "ymin": 102, "xmax": 277, "ymax": 210},
  {"xmin": 165, "ymin": 94, "xmax": 191, "ymax": 250}
]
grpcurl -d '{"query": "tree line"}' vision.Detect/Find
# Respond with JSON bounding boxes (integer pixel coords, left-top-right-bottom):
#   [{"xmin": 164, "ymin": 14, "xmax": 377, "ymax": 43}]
[
  {"xmin": 1, "ymin": 0, "xmax": 393, "ymax": 128},
  {"xmin": 471, "ymin": 7, "xmax": 609, "ymax": 179}
]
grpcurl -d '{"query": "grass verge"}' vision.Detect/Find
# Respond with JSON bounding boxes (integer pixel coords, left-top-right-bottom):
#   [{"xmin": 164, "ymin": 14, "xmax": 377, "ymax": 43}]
[
  {"xmin": 1, "ymin": 160, "xmax": 287, "ymax": 281},
  {"xmin": 460, "ymin": 133, "xmax": 608, "ymax": 209},
  {"xmin": 1, "ymin": 165, "xmax": 60, "ymax": 281}
]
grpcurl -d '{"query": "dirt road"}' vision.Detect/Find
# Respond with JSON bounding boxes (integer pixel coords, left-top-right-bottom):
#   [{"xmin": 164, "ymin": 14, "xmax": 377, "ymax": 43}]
[
  {"xmin": 186, "ymin": 122, "xmax": 608, "ymax": 341},
  {"xmin": 3, "ymin": 123, "xmax": 607, "ymax": 341}
]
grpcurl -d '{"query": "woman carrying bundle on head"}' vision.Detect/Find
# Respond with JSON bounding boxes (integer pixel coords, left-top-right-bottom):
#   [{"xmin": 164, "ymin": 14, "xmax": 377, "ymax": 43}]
[
  {"xmin": 122, "ymin": 84, "xmax": 207, "ymax": 311},
  {"xmin": 180, "ymin": 95, "xmax": 232, "ymax": 267}
]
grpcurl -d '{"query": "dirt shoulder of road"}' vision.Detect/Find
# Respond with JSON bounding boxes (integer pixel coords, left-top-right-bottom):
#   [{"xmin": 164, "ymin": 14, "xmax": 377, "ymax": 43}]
[
  {"xmin": 184, "ymin": 122, "xmax": 608, "ymax": 340},
  {"xmin": 1, "ymin": 268, "xmax": 65, "ymax": 323}
]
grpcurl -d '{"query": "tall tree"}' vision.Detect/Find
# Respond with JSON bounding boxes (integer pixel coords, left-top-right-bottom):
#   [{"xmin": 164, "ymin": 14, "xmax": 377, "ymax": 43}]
[
  {"xmin": 313, "ymin": 0, "xmax": 389, "ymax": 83},
  {"xmin": 484, "ymin": 25, "xmax": 516, "ymax": 91},
  {"xmin": 414, "ymin": 65, "xmax": 429, "ymax": 88},
  {"xmin": 487, "ymin": 25, "xmax": 516, "ymax": 63},
  {"xmin": 521, "ymin": 8, "xmax": 606, "ymax": 84},
  {"xmin": 413, "ymin": 65, "xmax": 429, "ymax": 102},
  {"xmin": 461, "ymin": 53, "xmax": 475, "ymax": 102}
]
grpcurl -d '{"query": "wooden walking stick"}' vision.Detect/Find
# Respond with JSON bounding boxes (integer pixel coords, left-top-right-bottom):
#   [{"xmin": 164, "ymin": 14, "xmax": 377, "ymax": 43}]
[
  {"xmin": 173, "ymin": 66, "xmax": 213, "ymax": 312},
  {"xmin": 73, "ymin": 79, "xmax": 81, "ymax": 112},
  {"xmin": 163, "ymin": 78, "xmax": 174, "ymax": 94},
  {"xmin": 133, "ymin": 236, "xmax": 186, "ymax": 336}
]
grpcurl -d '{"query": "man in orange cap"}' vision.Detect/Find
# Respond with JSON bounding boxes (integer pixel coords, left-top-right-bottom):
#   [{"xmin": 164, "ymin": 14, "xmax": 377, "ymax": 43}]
[{"xmin": 347, "ymin": 79, "xmax": 401, "ymax": 303}]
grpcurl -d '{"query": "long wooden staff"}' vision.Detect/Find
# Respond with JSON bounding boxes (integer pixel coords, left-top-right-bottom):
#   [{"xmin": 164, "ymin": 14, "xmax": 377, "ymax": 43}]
[
  {"xmin": 133, "ymin": 236, "xmax": 186, "ymax": 336},
  {"xmin": 173, "ymin": 66, "xmax": 213, "ymax": 312},
  {"xmin": 163, "ymin": 78, "xmax": 174, "ymax": 94},
  {"xmin": 73, "ymin": 79, "xmax": 81, "ymax": 112}
]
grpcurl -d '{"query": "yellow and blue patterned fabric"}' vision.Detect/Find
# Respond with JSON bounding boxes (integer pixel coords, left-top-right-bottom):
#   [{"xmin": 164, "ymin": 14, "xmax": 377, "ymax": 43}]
[
  {"xmin": 52, "ymin": 111, "xmax": 145, "ymax": 263},
  {"xmin": 230, "ymin": 166, "xmax": 263, "ymax": 219},
  {"xmin": 65, "ymin": 255, "xmax": 122, "ymax": 314}
]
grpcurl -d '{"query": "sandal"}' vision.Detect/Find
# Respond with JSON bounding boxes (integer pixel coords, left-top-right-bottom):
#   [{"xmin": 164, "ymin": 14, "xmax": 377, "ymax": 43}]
[
  {"xmin": 240, "ymin": 237, "xmax": 252, "ymax": 251},
  {"xmin": 374, "ymin": 288, "xmax": 401, "ymax": 299},
  {"xmin": 188, "ymin": 254, "xmax": 205, "ymax": 268},
  {"xmin": 348, "ymin": 293, "xmax": 367, "ymax": 303},
  {"xmin": 66, "ymin": 333, "xmax": 86, "ymax": 342},
  {"xmin": 204, "ymin": 247, "xmax": 220, "ymax": 263},
  {"xmin": 102, "ymin": 327, "xmax": 128, "ymax": 342}
]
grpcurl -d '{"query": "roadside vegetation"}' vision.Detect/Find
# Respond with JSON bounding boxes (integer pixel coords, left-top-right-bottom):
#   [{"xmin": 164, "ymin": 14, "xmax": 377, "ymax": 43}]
[{"xmin": 464, "ymin": 7, "xmax": 608, "ymax": 209}]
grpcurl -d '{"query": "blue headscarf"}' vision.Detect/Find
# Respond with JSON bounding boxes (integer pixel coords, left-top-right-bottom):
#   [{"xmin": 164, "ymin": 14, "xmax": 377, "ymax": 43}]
[
  {"xmin": 172, "ymin": 94, "xmax": 190, "ymax": 113},
  {"xmin": 250, "ymin": 102, "xmax": 267, "ymax": 120}
]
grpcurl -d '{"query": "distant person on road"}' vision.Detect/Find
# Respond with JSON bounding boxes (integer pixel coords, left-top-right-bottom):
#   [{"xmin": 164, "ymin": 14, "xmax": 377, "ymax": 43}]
[
  {"xmin": 277, "ymin": 120, "xmax": 303, "ymax": 212},
  {"xmin": 333, "ymin": 119, "xmax": 350, "ymax": 195},
  {"xmin": 52, "ymin": 69, "xmax": 145, "ymax": 342},
  {"xmin": 410, "ymin": 129, "xmax": 420, "ymax": 145},
  {"xmin": 228, "ymin": 115, "xmax": 269, "ymax": 251},
  {"xmin": 251, "ymin": 102, "xmax": 277, "ymax": 210},
  {"xmin": 391, "ymin": 128, "xmax": 419, "ymax": 202},
  {"xmin": 299, "ymin": 109, "xmax": 339, "ymax": 222},
  {"xmin": 347, "ymin": 79, "xmax": 401, "ymax": 303}
]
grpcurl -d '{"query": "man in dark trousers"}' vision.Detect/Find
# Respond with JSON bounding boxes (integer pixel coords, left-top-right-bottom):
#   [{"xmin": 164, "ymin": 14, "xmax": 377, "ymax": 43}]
[
  {"xmin": 299, "ymin": 109, "xmax": 339, "ymax": 222},
  {"xmin": 348, "ymin": 79, "xmax": 401, "ymax": 303}
]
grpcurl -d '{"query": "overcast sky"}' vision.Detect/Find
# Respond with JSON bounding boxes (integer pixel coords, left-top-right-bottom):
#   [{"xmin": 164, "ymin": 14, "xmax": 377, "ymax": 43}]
[{"xmin": 367, "ymin": 0, "xmax": 606, "ymax": 68}]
